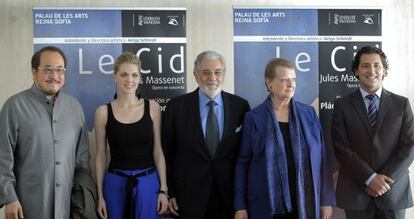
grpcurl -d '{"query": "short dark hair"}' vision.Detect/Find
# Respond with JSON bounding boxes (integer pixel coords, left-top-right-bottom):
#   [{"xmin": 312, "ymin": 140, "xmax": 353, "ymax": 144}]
[
  {"xmin": 352, "ymin": 46, "xmax": 389, "ymax": 77},
  {"xmin": 31, "ymin": 46, "xmax": 67, "ymax": 70}
]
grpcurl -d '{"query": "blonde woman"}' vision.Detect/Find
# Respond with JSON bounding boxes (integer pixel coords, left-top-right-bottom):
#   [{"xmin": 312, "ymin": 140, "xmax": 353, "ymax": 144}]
[{"xmin": 95, "ymin": 52, "xmax": 168, "ymax": 219}]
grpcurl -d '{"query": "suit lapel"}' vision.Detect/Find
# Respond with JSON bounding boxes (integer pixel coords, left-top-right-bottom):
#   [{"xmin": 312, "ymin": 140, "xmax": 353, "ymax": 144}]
[
  {"xmin": 350, "ymin": 89, "xmax": 374, "ymax": 138},
  {"xmin": 376, "ymin": 89, "xmax": 392, "ymax": 132},
  {"xmin": 187, "ymin": 89, "xmax": 211, "ymax": 158}
]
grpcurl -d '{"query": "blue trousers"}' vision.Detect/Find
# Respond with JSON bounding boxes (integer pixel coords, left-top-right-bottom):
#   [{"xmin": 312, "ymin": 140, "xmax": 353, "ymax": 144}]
[{"xmin": 103, "ymin": 167, "xmax": 161, "ymax": 219}]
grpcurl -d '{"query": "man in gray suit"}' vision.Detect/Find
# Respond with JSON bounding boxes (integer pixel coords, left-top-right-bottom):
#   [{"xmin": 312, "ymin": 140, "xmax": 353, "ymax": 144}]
[
  {"xmin": 331, "ymin": 46, "xmax": 414, "ymax": 219},
  {"xmin": 0, "ymin": 46, "xmax": 90, "ymax": 219}
]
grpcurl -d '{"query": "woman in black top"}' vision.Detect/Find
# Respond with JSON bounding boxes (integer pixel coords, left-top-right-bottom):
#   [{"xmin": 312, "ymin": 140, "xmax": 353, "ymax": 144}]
[{"xmin": 95, "ymin": 52, "xmax": 168, "ymax": 219}]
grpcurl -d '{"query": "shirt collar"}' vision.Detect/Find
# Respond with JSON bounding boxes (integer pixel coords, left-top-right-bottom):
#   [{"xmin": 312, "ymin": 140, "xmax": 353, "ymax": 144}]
[
  {"xmin": 359, "ymin": 86, "xmax": 382, "ymax": 99},
  {"xmin": 30, "ymin": 83, "xmax": 60, "ymax": 104},
  {"xmin": 198, "ymin": 88, "xmax": 223, "ymax": 107}
]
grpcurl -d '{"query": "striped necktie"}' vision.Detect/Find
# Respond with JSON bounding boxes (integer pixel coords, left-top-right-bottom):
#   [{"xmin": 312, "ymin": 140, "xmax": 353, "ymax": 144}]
[{"xmin": 366, "ymin": 94, "xmax": 378, "ymax": 127}]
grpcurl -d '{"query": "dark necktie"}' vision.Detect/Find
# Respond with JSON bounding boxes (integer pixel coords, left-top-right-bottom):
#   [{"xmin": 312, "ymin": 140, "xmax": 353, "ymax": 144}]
[
  {"xmin": 366, "ymin": 94, "xmax": 378, "ymax": 127},
  {"xmin": 205, "ymin": 100, "xmax": 219, "ymax": 156}
]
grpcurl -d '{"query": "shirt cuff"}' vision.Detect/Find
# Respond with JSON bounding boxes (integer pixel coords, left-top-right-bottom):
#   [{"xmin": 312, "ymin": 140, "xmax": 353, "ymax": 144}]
[{"xmin": 365, "ymin": 173, "xmax": 377, "ymax": 186}]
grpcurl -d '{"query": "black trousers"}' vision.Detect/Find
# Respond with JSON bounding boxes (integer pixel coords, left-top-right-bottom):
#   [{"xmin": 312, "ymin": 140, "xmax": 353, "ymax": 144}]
[
  {"xmin": 204, "ymin": 182, "xmax": 232, "ymax": 219},
  {"xmin": 273, "ymin": 212, "xmax": 297, "ymax": 219}
]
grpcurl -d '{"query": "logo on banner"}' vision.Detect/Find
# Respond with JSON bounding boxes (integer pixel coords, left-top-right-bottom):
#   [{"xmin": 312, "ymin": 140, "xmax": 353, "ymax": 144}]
[
  {"xmin": 333, "ymin": 14, "xmax": 356, "ymax": 25},
  {"xmin": 168, "ymin": 18, "xmax": 178, "ymax": 25},
  {"xmin": 363, "ymin": 14, "xmax": 375, "ymax": 24},
  {"xmin": 138, "ymin": 15, "xmax": 144, "ymax": 26},
  {"xmin": 167, "ymin": 15, "xmax": 179, "ymax": 25},
  {"xmin": 136, "ymin": 14, "xmax": 160, "ymax": 26}
]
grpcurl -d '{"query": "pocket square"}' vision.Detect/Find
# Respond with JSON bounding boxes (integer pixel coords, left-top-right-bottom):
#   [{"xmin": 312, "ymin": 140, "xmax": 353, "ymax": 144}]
[{"xmin": 235, "ymin": 125, "xmax": 243, "ymax": 133}]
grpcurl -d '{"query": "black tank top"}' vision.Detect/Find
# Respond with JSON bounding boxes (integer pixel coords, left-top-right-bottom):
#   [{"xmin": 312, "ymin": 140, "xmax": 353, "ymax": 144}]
[{"xmin": 106, "ymin": 99, "xmax": 154, "ymax": 170}]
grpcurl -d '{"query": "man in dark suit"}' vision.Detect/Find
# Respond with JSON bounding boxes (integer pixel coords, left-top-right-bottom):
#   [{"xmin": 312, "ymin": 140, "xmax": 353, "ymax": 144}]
[
  {"xmin": 163, "ymin": 50, "xmax": 250, "ymax": 219},
  {"xmin": 331, "ymin": 46, "xmax": 414, "ymax": 219}
]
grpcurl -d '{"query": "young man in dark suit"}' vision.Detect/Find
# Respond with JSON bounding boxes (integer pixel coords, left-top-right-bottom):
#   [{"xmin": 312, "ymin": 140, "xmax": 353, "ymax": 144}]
[
  {"xmin": 331, "ymin": 46, "xmax": 414, "ymax": 219},
  {"xmin": 163, "ymin": 50, "xmax": 250, "ymax": 219}
]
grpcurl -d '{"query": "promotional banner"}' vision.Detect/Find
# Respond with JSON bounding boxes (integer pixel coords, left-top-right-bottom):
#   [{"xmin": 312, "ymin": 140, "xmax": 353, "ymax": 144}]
[
  {"xmin": 33, "ymin": 7, "xmax": 187, "ymax": 130},
  {"xmin": 233, "ymin": 6, "xmax": 381, "ymax": 152}
]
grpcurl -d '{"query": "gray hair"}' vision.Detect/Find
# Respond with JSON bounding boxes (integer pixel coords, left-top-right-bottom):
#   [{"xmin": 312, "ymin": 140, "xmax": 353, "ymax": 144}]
[{"xmin": 193, "ymin": 50, "xmax": 226, "ymax": 74}]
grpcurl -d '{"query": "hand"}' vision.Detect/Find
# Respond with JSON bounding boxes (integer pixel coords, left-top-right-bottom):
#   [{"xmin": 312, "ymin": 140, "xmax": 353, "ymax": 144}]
[
  {"xmin": 320, "ymin": 206, "xmax": 332, "ymax": 219},
  {"xmin": 234, "ymin": 210, "xmax": 248, "ymax": 219},
  {"xmin": 367, "ymin": 174, "xmax": 394, "ymax": 197},
  {"xmin": 157, "ymin": 192, "xmax": 169, "ymax": 214},
  {"xmin": 97, "ymin": 197, "xmax": 108, "ymax": 219},
  {"xmin": 168, "ymin": 197, "xmax": 179, "ymax": 216},
  {"xmin": 5, "ymin": 201, "xmax": 24, "ymax": 219},
  {"xmin": 365, "ymin": 186, "xmax": 379, "ymax": 197}
]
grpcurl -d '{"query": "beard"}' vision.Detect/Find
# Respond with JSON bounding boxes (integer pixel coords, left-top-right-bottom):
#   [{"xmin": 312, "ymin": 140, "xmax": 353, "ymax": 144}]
[{"xmin": 199, "ymin": 85, "xmax": 222, "ymax": 99}]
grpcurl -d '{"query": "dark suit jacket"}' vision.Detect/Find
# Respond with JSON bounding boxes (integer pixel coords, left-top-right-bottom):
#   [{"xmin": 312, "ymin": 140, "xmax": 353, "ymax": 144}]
[
  {"xmin": 234, "ymin": 99, "xmax": 336, "ymax": 219},
  {"xmin": 163, "ymin": 89, "xmax": 250, "ymax": 219},
  {"xmin": 331, "ymin": 88, "xmax": 414, "ymax": 210}
]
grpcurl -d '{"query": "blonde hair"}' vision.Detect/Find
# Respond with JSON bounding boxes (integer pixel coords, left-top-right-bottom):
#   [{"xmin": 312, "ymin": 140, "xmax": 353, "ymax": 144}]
[
  {"xmin": 113, "ymin": 52, "xmax": 142, "ymax": 99},
  {"xmin": 114, "ymin": 52, "xmax": 141, "ymax": 74}
]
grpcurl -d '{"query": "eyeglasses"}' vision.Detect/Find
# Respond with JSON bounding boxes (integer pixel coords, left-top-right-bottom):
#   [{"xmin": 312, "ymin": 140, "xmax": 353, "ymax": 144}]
[{"xmin": 37, "ymin": 66, "xmax": 66, "ymax": 75}]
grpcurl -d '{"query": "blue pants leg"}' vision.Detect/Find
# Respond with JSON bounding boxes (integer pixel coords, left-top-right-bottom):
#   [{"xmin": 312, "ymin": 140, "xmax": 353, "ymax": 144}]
[
  {"xmin": 135, "ymin": 170, "xmax": 160, "ymax": 219},
  {"xmin": 103, "ymin": 168, "xmax": 161, "ymax": 219}
]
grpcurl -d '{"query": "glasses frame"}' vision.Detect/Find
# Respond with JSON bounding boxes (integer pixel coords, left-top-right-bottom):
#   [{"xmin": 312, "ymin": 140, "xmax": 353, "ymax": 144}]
[{"xmin": 37, "ymin": 66, "xmax": 66, "ymax": 75}]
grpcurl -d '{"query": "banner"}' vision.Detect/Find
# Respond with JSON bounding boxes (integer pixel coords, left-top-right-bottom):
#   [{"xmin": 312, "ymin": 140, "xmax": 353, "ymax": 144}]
[
  {"xmin": 33, "ymin": 7, "xmax": 187, "ymax": 130},
  {"xmin": 233, "ymin": 7, "xmax": 381, "ymax": 154}
]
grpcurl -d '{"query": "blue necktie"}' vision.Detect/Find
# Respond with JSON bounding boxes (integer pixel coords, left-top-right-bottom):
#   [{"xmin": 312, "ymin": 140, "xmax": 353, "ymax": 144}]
[
  {"xmin": 366, "ymin": 94, "xmax": 378, "ymax": 127},
  {"xmin": 205, "ymin": 101, "xmax": 219, "ymax": 156}
]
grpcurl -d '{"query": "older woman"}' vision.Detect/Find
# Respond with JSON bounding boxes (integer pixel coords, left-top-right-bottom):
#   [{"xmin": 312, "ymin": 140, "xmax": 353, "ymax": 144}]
[{"xmin": 234, "ymin": 58, "xmax": 335, "ymax": 219}]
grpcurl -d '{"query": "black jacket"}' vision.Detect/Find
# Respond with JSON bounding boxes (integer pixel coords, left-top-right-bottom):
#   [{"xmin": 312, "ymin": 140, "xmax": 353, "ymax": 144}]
[{"xmin": 71, "ymin": 168, "xmax": 98, "ymax": 219}]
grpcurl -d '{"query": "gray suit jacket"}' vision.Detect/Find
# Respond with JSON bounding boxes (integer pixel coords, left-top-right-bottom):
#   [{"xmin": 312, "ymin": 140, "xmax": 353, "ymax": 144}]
[{"xmin": 331, "ymin": 88, "xmax": 414, "ymax": 210}]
